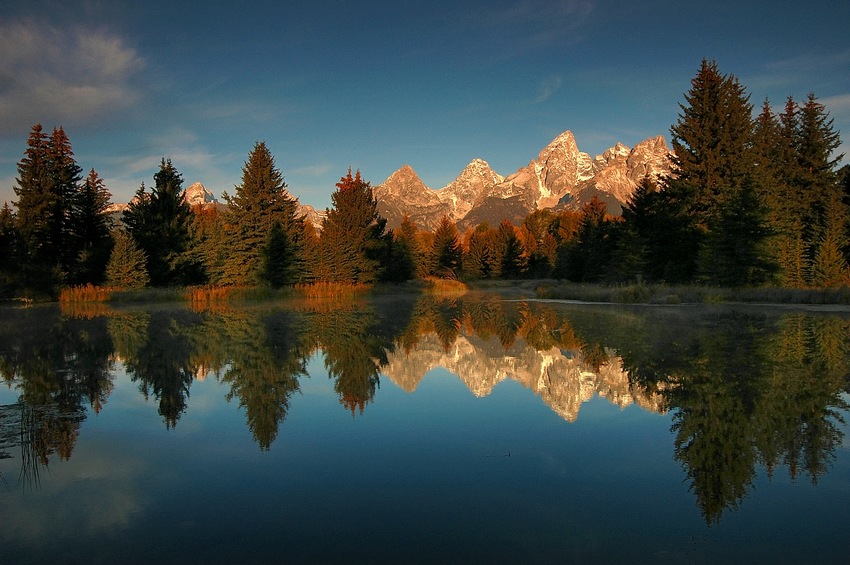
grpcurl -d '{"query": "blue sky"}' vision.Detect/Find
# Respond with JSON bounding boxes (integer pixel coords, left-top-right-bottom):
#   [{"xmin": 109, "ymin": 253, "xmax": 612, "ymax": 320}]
[{"xmin": 1, "ymin": 0, "xmax": 848, "ymax": 210}]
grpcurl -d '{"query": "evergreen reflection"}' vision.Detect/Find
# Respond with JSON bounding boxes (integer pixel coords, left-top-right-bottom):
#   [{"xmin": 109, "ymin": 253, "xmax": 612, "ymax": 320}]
[
  {"xmin": 0, "ymin": 305, "xmax": 114, "ymax": 487},
  {"xmin": 0, "ymin": 295, "xmax": 847, "ymax": 523},
  {"xmin": 212, "ymin": 308, "xmax": 308, "ymax": 450},
  {"xmin": 117, "ymin": 309, "xmax": 199, "ymax": 429},
  {"xmin": 562, "ymin": 306, "xmax": 850, "ymax": 524},
  {"xmin": 301, "ymin": 296, "xmax": 415, "ymax": 415}
]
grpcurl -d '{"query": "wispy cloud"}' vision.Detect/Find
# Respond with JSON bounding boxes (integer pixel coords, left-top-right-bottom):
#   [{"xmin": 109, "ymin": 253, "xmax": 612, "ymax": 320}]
[
  {"xmin": 532, "ymin": 76, "xmax": 563, "ymax": 103},
  {"xmin": 765, "ymin": 49, "xmax": 850, "ymax": 73},
  {"xmin": 0, "ymin": 19, "xmax": 144, "ymax": 131},
  {"xmin": 821, "ymin": 93, "xmax": 850, "ymax": 114},
  {"xmin": 483, "ymin": 0, "xmax": 595, "ymax": 50},
  {"xmin": 291, "ymin": 163, "xmax": 334, "ymax": 177}
]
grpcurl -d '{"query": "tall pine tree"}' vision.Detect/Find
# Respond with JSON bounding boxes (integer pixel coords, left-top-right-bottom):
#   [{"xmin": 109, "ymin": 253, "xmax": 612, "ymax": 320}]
[
  {"xmin": 667, "ymin": 60, "xmax": 763, "ymax": 283},
  {"xmin": 122, "ymin": 159, "xmax": 193, "ymax": 286},
  {"xmin": 69, "ymin": 169, "xmax": 114, "ymax": 285},
  {"xmin": 48, "ymin": 127, "xmax": 84, "ymax": 276},
  {"xmin": 751, "ymin": 99, "xmax": 803, "ymax": 285},
  {"xmin": 669, "ymin": 59, "xmax": 755, "ymax": 224},
  {"xmin": 795, "ymin": 93, "xmax": 848, "ymax": 285},
  {"xmin": 313, "ymin": 169, "xmax": 390, "ymax": 284},
  {"xmin": 221, "ymin": 142, "xmax": 305, "ymax": 286},
  {"xmin": 0, "ymin": 203, "xmax": 19, "ymax": 297},
  {"xmin": 13, "ymin": 125, "xmax": 86, "ymax": 295},
  {"xmin": 430, "ymin": 216, "xmax": 462, "ymax": 278}
]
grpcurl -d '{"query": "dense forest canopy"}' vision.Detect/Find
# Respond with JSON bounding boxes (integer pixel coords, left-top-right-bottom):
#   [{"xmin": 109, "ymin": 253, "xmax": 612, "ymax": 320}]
[{"xmin": 2, "ymin": 60, "xmax": 847, "ymax": 299}]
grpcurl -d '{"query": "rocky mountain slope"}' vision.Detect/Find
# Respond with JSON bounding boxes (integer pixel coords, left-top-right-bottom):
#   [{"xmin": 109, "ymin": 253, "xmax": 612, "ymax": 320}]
[
  {"xmin": 108, "ymin": 182, "xmax": 324, "ymax": 227},
  {"xmin": 106, "ymin": 181, "xmax": 220, "ymax": 214},
  {"xmin": 381, "ymin": 331, "xmax": 665, "ymax": 422},
  {"xmin": 374, "ymin": 130, "xmax": 673, "ymax": 231},
  {"xmin": 107, "ymin": 130, "xmax": 670, "ymax": 232}
]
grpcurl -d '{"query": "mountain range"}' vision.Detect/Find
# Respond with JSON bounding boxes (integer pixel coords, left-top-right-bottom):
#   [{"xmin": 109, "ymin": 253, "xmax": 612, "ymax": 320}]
[
  {"xmin": 373, "ymin": 130, "xmax": 673, "ymax": 230},
  {"xmin": 381, "ymin": 330, "xmax": 665, "ymax": 422},
  {"xmin": 109, "ymin": 130, "xmax": 673, "ymax": 231}
]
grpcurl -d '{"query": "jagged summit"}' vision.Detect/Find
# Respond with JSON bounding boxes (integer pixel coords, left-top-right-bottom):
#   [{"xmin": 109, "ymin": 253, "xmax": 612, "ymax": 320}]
[
  {"xmin": 107, "ymin": 131, "xmax": 673, "ymax": 232},
  {"xmin": 436, "ymin": 158, "xmax": 505, "ymax": 221},
  {"xmin": 184, "ymin": 182, "xmax": 218, "ymax": 208},
  {"xmin": 375, "ymin": 130, "xmax": 673, "ymax": 230}
]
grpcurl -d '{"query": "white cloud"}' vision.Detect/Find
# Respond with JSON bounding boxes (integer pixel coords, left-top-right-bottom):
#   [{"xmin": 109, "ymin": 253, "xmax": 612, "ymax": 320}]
[
  {"xmin": 533, "ymin": 76, "xmax": 563, "ymax": 103},
  {"xmin": 0, "ymin": 19, "xmax": 144, "ymax": 131}
]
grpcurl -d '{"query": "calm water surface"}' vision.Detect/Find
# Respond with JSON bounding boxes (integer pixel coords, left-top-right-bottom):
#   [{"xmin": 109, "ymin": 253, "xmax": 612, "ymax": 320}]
[{"xmin": 1, "ymin": 293, "xmax": 848, "ymax": 563}]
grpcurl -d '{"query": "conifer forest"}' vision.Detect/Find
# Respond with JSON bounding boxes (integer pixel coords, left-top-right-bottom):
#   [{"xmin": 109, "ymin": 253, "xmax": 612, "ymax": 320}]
[{"xmin": 3, "ymin": 60, "xmax": 848, "ymax": 300}]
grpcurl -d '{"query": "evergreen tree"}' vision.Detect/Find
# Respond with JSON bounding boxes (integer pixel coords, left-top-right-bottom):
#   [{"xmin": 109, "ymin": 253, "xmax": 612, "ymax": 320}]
[
  {"xmin": 13, "ymin": 124, "xmax": 85, "ymax": 294},
  {"xmin": 667, "ymin": 60, "xmax": 757, "ymax": 281},
  {"xmin": 810, "ymin": 192, "xmax": 850, "ymax": 287},
  {"xmin": 752, "ymin": 99, "xmax": 804, "ymax": 285},
  {"xmin": 14, "ymin": 125, "xmax": 52, "ymax": 266},
  {"xmin": 669, "ymin": 59, "xmax": 755, "ymax": 225},
  {"xmin": 189, "ymin": 205, "xmax": 227, "ymax": 284},
  {"xmin": 314, "ymin": 169, "xmax": 390, "ymax": 284},
  {"xmin": 559, "ymin": 197, "xmax": 616, "ymax": 282},
  {"xmin": 262, "ymin": 221, "xmax": 293, "ymax": 288},
  {"xmin": 48, "ymin": 127, "xmax": 84, "ymax": 276},
  {"xmin": 795, "ymin": 93, "xmax": 847, "ymax": 281},
  {"xmin": 0, "ymin": 203, "xmax": 19, "ymax": 297},
  {"xmin": 495, "ymin": 219, "xmax": 526, "ymax": 278},
  {"xmin": 770, "ymin": 94, "xmax": 847, "ymax": 286},
  {"xmin": 614, "ymin": 175, "xmax": 702, "ymax": 283},
  {"xmin": 106, "ymin": 229, "xmax": 149, "ymax": 289},
  {"xmin": 464, "ymin": 223, "xmax": 495, "ymax": 280},
  {"xmin": 611, "ymin": 176, "xmax": 653, "ymax": 281},
  {"xmin": 430, "ymin": 216, "xmax": 462, "ymax": 277},
  {"xmin": 385, "ymin": 215, "xmax": 419, "ymax": 282},
  {"xmin": 521, "ymin": 210, "xmax": 558, "ymax": 278},
  {"xmin": 69, "ymin": 169, "xmax": 114, "ymax": 285},
  {"xmin": 222, "ymin": 142, "xmax": 305, "ymax": 286},
  {"xmin": 699, "ymin": 180, "xmax": 777, "ymax": 286},
  {"xmin": 122, "ymin": 159, "xmax": 193, "ymax": 286}
]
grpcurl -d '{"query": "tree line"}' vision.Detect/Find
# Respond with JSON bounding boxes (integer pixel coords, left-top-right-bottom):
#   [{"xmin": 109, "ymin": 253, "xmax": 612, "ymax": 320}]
[{"xmin": 2, "ymin": 59, "xmax": 847, "ymax": 298}]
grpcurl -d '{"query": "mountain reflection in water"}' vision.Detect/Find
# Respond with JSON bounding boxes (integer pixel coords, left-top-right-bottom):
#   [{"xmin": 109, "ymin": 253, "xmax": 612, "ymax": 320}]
[{"xmin": 1, "ymin": 293, "xmax": 848, "ymax": 529}]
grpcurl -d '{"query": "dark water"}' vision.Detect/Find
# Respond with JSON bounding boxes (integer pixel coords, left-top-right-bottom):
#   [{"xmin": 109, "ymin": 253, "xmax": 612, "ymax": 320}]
[{"xmin": 1, "ymin": 293, "xmax": 848, "ymax": 564}]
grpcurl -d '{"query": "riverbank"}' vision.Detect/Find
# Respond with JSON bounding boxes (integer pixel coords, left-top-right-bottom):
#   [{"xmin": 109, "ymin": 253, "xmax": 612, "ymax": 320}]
[
  {"xmin": 458, "ymin": 278, "xmax": 850, "ymax": 306},
  {"xmin": 24, "ymin": 278, "xmax": 850, "ymax": 308}
]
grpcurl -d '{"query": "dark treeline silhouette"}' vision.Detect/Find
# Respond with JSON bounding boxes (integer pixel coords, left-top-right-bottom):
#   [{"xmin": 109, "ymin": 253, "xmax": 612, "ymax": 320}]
[{"xmin": 1, "ymin": 60, "xmax": 847, "ymax": 300}]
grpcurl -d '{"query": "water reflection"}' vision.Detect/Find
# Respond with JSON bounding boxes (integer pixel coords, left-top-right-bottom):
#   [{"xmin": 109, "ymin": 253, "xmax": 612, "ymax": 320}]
[
  {"xmin": 0, "ymin": 307, "xmax": 112, "ymax": 487},
  {"xmin": 0, "ymin": 294, "xmax": 848, "ymax": 524}
]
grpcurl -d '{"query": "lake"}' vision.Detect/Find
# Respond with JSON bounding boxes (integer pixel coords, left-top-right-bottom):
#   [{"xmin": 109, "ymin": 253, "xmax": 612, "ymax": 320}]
[{"xmin": 1, "ymin": 292, "xmax": 849, "ymax": 563}]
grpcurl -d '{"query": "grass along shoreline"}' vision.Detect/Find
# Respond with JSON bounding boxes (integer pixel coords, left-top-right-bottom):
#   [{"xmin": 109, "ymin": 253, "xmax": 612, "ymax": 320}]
[
  {"xmin": 50, "ymin": 279, "xmax": 850, "ymax": 307},
  {"xmin": 55, "ymin": 277, "xmax": 469, "ymax": 306},
  {"xmin": 530, "ymin": 279, "xmax": 850, "ymax": 305}
]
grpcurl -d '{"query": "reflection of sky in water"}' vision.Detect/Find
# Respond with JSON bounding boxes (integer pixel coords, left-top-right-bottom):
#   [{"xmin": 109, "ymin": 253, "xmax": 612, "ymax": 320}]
[
  {"xmin": 1, "ymin": 301, "xmax": 850, "ymax": 562},
  {"xmin": 0, "ymin": 355, "xmax": 685, "ymax": 561}
]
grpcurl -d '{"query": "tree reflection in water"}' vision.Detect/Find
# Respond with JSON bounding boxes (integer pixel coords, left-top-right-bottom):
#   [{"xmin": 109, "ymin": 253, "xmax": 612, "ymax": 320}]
[
  {"xmin": 0, "ymin": 295, "xmax": 847, "ymax": 525},
  {"xmin": 212, "ymin": 308, "xmax": 308, "ymax": 450},
  {"xmin": 0, "ymin": 305, "xmax": 114, "ymax": 487}
]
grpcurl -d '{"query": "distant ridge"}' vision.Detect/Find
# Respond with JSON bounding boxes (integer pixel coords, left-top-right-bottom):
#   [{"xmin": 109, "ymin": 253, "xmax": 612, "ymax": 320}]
[{"xmin": 374, "ymin": 130, "xmax": 673, "ymax": 230}]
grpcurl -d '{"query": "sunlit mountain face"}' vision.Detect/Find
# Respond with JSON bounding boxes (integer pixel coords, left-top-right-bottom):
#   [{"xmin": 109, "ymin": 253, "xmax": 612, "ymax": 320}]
[{"xmin": 374, "ymin": 131, "xmax": 673, "ymax": 231}]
